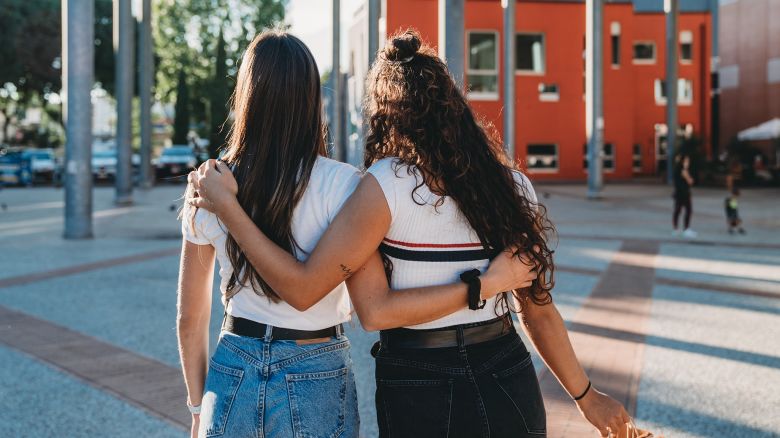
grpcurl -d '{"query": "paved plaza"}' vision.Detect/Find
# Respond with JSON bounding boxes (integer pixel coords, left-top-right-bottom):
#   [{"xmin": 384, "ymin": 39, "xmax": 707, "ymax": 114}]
[{"xmin": 0, "ymin": 181, "xmax": 778, "ymax": 437}]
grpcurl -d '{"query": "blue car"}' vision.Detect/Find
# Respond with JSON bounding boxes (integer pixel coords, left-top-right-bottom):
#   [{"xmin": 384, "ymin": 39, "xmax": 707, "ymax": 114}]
[{"xmin": 0, "ymin": 150, "xmax": 33, "ymax": 186}]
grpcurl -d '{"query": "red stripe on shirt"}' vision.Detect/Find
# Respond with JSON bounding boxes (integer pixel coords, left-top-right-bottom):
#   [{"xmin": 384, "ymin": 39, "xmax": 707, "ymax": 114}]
[{"xmin": 382, "ymin": 237, "xmax": 483, "ymax": 249}]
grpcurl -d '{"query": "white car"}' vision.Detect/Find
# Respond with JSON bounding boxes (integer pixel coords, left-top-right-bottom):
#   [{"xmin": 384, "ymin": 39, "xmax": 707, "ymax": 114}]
[
  {"xmin": 92, "ymin": 150, "xmax": 118, "ymax": 180},
  {"xmin": 22, "ymin": 149, "xmax": 56, "ymax": 183},
  {"xmin": 155, "ymin": 145, "xmax": 197, "ymax": 181}
]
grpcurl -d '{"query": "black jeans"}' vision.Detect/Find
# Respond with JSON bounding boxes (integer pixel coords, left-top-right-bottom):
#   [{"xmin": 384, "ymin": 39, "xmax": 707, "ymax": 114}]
[{"xmin": 373, "ymin": 327, "xmax": 546, "ymax": 438}]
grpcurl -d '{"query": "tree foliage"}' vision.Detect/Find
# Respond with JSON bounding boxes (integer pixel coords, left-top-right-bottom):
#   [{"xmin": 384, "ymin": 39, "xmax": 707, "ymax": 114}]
[
  {"xmin": 154, "ymin": 0, "xmax": 286, "ymax": 156},
  {"xmin": 0, "ymin": 0, "xmax": 115, "ymax": 142}
]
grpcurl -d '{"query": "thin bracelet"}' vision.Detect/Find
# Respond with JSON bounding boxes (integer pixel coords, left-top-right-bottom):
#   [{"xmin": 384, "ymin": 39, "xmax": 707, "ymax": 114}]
[{"xmin": 573, "ymin": 380, "xmax": 592, "ymax": 401}]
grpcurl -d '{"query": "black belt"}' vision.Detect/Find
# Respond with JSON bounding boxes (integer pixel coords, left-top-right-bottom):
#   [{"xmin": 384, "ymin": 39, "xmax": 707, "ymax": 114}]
[
  {"xmin": 222, "ymin": 314, "xmax": 343, "ymax": 341},
  {"xmin": 379, "ymin": 314, "xmax": 513, "ymax": 349}
]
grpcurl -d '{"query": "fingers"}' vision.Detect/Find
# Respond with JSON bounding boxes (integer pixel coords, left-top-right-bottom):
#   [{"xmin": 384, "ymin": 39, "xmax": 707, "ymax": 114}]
[
  {"xmin": 621, "ymin": 410, "xmax": 632, "ymax": 427},
  {"xmin": 216, "ymin": 160, "xmax": 230, "ymax": 173},
  {"xmin": 188, "ymin": 197, "xmax": 214, "ymax": 212},
  {"xmin": 187, "ymin": 171, "xmax": 201, "ymax": 190}
]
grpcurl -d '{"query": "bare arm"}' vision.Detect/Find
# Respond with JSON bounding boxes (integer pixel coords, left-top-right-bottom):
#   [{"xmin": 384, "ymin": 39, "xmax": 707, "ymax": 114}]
[
  {"xmin": 176, "ymin": 239, "xmax": 215, "ymax": 435},
  {"xmin": 347, "ymin": 251, "xmax": 537, "ymax": 331},
  {"xmin": 682, "ymin": 156, "xmax": 694, "ymax": 185},
  {"xmin": 516, "ymin": 295, "xmax": 630, "ymax": 436},
  {"xmin": 190, "ymin": 161, "xmax": 391, "ymax": 311}
]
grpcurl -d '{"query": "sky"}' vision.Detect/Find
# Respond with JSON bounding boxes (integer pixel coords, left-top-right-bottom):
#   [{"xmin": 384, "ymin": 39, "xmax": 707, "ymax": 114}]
[{"xmin": 286, "ymin": 0, "xmax": 363, "ymax": 73}]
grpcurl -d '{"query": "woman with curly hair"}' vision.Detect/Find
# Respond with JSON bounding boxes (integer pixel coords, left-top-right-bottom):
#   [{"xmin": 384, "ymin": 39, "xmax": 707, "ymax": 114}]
[{"xmin": 189, "ymin": 30, "xmax": 628, "ymax": 438}]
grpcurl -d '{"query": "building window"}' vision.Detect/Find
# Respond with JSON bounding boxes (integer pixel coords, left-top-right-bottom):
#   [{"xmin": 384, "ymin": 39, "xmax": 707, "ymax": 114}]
[
  {"xmin": 654, "ymin": 78, "xmax": 694, "ymax": 105},
  {"xmin": 466, "ymin": 31, "xmax": 499, "ymax": 100},
  {"xmin": 516, "ymin": 33, "xmax": 545, "ymax": 74},
  {"xmin": 538, "ymin": 83, "xmax": 559, "ymax": 102},
  {"xmin": 679, "ymin": 31, "xmax": 693, "ymax": 63},
  {"xmin": 527, "ymin": 144, "xmax": 557, "ymax": 172},
  {"xmin": 583, "ymin": 143, "xmax": 615, "ymax": 172},
  {"xmin": 610, "ymin": 22, "xmax": 621, "ymax": 67},
  {"xmin": 633, "ymin": 41, "xmax": 656, "ymax": 64},
  {"xmin": 632, "ymin": 144, "xmax": 642, "ymax": 172}
]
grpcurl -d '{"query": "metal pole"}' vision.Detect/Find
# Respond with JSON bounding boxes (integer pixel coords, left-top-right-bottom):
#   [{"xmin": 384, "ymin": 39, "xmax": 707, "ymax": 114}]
[
  {"xmin": 139, "ymin": 0, "xmax": 153, "ymax": 189},
  {"xmin": 502, "ymin": 0, "xmax": 516, "ymax": 164},
  {"xmin": 586, "ymin": 0, "xmax": 604, "ymax": 198},
  {"xmin": 665, "ymin": 0, "xmax": 679, "ymax": 184},
  {"xmin": 368, "ymin": 0, "xmax": 380, "ymax": 66},
  {"xmin": 62, "ymin": 0, "xmax": 94, "ymax": 239},
  {"xmin": 439, "ymin": 0, "xmax": 465, "ymax": 88},
  {"xmin": 710, "ymin": 0, "xmax": 720, "ymax": 158},
  {"xmin": 331, "ymin": 0, "xmax": 344, "ymax": 162},
  {"xmin": 114, "ymin": 0, "xmax": 134, "ymax": 204}
]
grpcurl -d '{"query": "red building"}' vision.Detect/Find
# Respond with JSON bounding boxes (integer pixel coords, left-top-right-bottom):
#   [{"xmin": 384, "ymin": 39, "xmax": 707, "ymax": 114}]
[{"xmin": 380, "ymin": 0, "xmax": 713, "ymax": 181}]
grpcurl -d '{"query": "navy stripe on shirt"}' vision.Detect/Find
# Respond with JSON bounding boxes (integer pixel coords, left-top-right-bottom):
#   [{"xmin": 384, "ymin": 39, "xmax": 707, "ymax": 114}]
[{"xmin": 379, "ymin": 243, "xmax": 499, "ymax": 263}]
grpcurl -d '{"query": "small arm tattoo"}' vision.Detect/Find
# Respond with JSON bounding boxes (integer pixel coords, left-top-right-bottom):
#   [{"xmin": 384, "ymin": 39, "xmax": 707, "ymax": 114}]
[{"xmin": 340, "ymin": 264, "xmax": 354, "ymax": 279}]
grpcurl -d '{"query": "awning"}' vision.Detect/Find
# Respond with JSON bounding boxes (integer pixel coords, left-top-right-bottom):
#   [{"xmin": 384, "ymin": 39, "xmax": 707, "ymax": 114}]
[{"xmin": 737, "ymin": 118, "xmax": 780, "ymax": 141}]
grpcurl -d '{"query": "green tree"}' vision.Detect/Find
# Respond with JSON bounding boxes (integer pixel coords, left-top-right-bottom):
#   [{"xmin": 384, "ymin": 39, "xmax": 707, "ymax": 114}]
[
  {"xmin": 172, "ymin": 69, "xmax": 191, "ymax": 145},
  {"xmin": 208, "ymin": 27, "xmax": 229, "ymax": 158},
  {"xmin": 0, "ymin": 0, "xmax": 115, "ymax": 143},
  {"xmin": 154, "ymin": 0, "xmax": 286, "ymax": 155}
]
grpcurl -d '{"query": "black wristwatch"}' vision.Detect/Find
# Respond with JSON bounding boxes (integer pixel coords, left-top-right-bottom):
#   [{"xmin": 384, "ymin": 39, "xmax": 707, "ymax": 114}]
[{"xmin": 460, "ymin": 269, "xmax": 486, "ymax": 310}]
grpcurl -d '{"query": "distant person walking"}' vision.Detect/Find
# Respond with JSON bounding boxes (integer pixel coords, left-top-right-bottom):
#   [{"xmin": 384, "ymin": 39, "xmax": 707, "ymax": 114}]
[
  {"xmin": 672, "ymin": 152, "xmax": 696, "ymax": 238},
  {"xmin": 725, "ymin": 187, "xmax": 746, "ymax": 234}
]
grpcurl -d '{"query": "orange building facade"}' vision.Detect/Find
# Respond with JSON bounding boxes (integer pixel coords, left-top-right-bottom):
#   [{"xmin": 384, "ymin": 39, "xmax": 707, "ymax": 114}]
[{"xmin": 382, "ymin": 0, "xmax": 713, "ymax": 181}]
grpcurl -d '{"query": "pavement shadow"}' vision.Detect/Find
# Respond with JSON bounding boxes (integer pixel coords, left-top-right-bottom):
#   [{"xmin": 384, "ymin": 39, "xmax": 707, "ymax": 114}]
[{"xmin": 567, "ymin": 321, "xmax": 780, "ymax": 370}]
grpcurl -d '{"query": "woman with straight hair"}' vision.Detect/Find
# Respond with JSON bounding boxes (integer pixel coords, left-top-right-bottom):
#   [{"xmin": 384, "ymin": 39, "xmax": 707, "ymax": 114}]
[
  {"xmin": 177, "ymin": 30, "xmax": 535, "ymax": 438},
  {"xmin": 189, "ymin": 30, "xmax": 629, "ymax": 438}
]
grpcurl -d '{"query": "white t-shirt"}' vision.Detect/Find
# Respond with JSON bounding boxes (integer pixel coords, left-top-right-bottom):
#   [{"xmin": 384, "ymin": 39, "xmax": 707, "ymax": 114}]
[
  {"xmin": 367, "ymin": 157, "xmax": 537, "ymax": 330},
  {"xmin": 182, "ymin": 156, "xmax": 361, "ymax": 331}
]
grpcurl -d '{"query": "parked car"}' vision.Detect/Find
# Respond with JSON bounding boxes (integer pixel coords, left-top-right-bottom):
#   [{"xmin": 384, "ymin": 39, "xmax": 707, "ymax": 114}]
[
  {"xmin": 155, "ymin": 145, "xmax": 197, "ymax": 181},
  {"xmin": 92, "ymin": 150, "xmax": 118, "ymax": 181},
  {"xmin": 22, "ymin": 148, "xmax": 56, "ymax": 184},
  {"xmin": 0, "ymin": 149, "xmax": 33, "ymax": 186}
]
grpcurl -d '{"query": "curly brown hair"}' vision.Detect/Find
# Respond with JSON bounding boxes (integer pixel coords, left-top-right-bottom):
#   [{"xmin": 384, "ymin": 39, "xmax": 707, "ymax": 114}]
[{"xmin": 364, "ymin": 30, "xmax": 556, "ymax": 307}]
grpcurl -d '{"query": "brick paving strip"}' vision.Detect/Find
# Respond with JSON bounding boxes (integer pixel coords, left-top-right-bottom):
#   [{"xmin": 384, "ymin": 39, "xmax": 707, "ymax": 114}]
[
  {"xmin": 0, "ymin": 247, "xmax": 180, "ymax": 289},
  {"xmin": 0, "ymin": 246, "xmax": 190, "ymax": 430},
  {"xmin": 539, "ymin": 240, "xmax": 660, "ymax": 437},
  {"xmin": 0, "ymin": 305, "xmax": 189, "ymax": 429}
]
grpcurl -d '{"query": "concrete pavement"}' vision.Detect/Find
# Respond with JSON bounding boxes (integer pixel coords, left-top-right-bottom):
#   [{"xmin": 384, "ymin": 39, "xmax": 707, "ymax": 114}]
[{"xmin": 0, "ymin": 182, "xmax": 778, "ymax": 437}]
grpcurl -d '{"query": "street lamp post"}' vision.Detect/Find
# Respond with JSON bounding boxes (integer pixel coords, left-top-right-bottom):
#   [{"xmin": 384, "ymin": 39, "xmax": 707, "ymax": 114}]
[
  {"xmin": 502, "ymin": 0, "xmax": 516, "ymax": 164},
  {"xmin": 331, "ymin": 0, "xmax": 345, "ymax": 162},
  {"xmin": 665, "ymin": 0, "xmax": 679, "ymax": 184},
  {"xmin": 439, "ymin": 0, "xmax": 465, "ymax": 88},
  {"xmin": 62, "ymin": 0, "xmax": 94, "ymax": 239},
  {"xmin": 368, "ymin": 0, "xmax": 380, "ymax": 66},
  {"xmin": 139, "ymin": 0, "xmax": 153, "ymax": 189},
  {"xmin": 586, "ymin": 0, "xmax": 605, "ymax": 199},
  {"xmin": 114, "ymin": 0, "xmax": 134, "ymax": 205}
]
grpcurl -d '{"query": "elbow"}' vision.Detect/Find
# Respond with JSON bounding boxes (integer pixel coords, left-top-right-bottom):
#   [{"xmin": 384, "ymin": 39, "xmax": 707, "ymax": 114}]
[
  {"xmin": 357, "ymin": 309, "xmax": 390, "ymax": 332},
  {"xmin": 283, "ymin": 285, "xmax": 333, "ymax": 312},
  {"xmin": 288, "ymin": 299, "xmax": 317, "ymax": 312},
  {"xmin": 177, "ymin": 312, "xmax": 205, "ymax": 335}
]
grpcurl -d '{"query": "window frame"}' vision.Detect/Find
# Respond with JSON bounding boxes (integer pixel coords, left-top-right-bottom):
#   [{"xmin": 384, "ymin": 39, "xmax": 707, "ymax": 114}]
[
  {"xmin": 679, "ymin": 30, "xmax": 693, "ymax": 64},
  {"xmin": 610, "ymin": 22, "xmax": 621, "ymax": 68},
  {"xmin": 583, "ymin": 142, "xmax": 616, "ymax": 173},
  {"xmin": 538, "ymin": 83, "xmax": 559, "ymax": 102},
  {"xmin": 632, "ymin": 41, "xmax": 656, "ymax": 65},
  {"xmin": 526, "ymin": 143, "xmax": 559, "ymax": 173},
  {"xmin": 654, "ymin": 78, "xmax": 694, "ymax": 106},
  {"xmin": 515, "ymin": 32, "xmax": 546, "ymax": 76},
  {"xmin": 466, "ymin": 29, "xmax": 500, "ymax": 101}
]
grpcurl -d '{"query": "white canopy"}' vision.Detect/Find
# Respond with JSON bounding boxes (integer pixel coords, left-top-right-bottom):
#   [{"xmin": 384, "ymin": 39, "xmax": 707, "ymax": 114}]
[{"xmin": 737, "ymin": 118, "xmax": 780, "ymax": 141}]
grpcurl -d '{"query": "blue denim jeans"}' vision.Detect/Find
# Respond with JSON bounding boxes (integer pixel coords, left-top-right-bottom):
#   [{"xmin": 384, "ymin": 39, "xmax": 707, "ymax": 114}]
[{"xmin": 198, "ymin": 329, "xmax": 359, "ymax": 438}]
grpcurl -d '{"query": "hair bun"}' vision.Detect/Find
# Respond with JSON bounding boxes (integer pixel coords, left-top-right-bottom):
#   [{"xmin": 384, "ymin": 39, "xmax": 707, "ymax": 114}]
[{"xmin": 387, "ymin": 30, "xmax": 421, "ymax": 62}]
